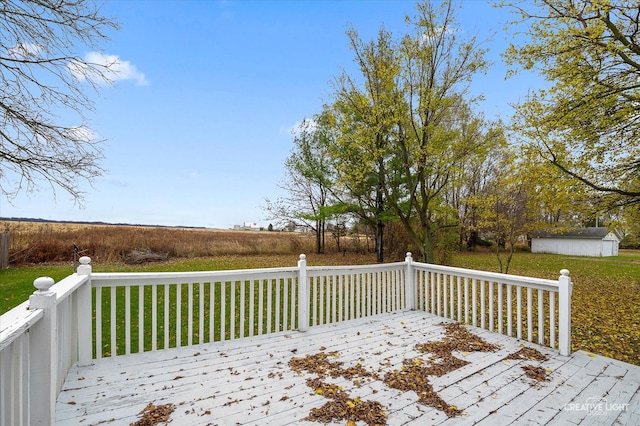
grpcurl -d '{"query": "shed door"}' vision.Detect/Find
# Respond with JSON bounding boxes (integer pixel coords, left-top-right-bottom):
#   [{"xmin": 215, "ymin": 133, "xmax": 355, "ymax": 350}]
[{"xmin": 602, "ymin": 240, "xmax": 614, "ymax": 257}]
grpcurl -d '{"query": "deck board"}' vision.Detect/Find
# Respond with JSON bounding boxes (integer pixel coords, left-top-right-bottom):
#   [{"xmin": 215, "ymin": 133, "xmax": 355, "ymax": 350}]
[{"xmin": 55, "ymin": 310, "xmax": 639, "ymax": 425}]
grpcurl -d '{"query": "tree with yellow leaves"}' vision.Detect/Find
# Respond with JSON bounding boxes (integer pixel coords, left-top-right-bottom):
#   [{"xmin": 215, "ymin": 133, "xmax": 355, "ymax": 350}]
[
  {"xmin": 505, "ymin": 0, "xmax": 640, "ymax": 209},
  {"xmin": 330, "ymin": 1, "xmax": 490, "ymax": 263}
]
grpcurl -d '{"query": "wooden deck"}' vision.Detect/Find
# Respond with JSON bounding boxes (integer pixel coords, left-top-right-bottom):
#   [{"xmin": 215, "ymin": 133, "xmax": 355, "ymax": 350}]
[{"xmin": 55, "ymin": 311, "xmax": 639, "ymax": 425}]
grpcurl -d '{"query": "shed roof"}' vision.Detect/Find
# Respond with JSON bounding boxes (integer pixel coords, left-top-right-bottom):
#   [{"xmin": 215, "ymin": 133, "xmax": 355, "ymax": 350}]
[{"xmin": 532, "ymin": 227, "xmax": 611, "ymax": 239}]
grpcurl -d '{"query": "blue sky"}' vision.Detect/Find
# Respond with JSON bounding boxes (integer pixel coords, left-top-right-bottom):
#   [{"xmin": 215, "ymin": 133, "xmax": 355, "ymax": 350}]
[{"xmin": 1, "ymin": 0, "xmax": 540, "ymax": 229}]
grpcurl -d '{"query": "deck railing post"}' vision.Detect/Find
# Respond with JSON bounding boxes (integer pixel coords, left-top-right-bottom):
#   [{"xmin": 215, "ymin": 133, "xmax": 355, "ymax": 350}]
[
  {"xmin": 76, "ymin": 256, "xmax": 93, "ymax": 365},
  {"xmin": 297, "ymin": 254, "xmax": 309, "ymax": 332},
  {"xmin": 28, "ymin": 276, "xmax": 57, "ymax": 425},
  {"xmin": 405, "ymin": 252, "xmax": 416, "ymax": 310},
  {"xmin": 558, "ymin": 269, "xmax": 572, "ymax": 356}
]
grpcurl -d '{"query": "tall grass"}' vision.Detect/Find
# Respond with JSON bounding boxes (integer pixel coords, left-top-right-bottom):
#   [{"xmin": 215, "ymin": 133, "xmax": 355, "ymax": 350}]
[{"xmin": 2, "ymin": 220, "xmax": 348, "ymax": 264}]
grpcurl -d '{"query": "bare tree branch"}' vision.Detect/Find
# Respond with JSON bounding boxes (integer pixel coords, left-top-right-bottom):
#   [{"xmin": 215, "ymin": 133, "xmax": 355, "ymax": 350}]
[{"xmin": 0, "ymin": 0, "xmax": 118, "ymax": 203}]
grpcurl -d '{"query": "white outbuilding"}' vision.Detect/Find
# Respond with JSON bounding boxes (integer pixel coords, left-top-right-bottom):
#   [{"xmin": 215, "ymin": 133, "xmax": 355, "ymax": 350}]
[{"xmin": 530, "ymin": 227, "xmax": 620, "ymax": 257}]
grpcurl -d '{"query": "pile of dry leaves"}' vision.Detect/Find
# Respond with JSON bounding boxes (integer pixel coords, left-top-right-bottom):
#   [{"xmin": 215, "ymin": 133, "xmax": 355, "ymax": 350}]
[
  {"xmin": 504, "ymin": 346, "xmax": 551, "ymax": 383},
  {"xmin": 384, "ymin": 322, "xmax": 501, "ymax": 417},
  {"xmin": 131, "ymin": 403, "xmax": 175, "ymax": 426},
  {"xmin": 289, "ymin": 349, "xmax": 385, "ymax": 425},
  {"xmin": 289, "ymin": 321, "xmax": 505, "ymax": 424}
]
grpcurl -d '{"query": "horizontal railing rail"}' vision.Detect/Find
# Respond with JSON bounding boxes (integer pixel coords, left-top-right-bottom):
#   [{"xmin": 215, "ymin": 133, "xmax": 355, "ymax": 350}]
[
  {"xmin": 0, "ymin": 301, "xmax": 42, "ymax": 351},
  {"xmin": 0, "ymin": 252, "xmax": 572, "ymax": 425}
]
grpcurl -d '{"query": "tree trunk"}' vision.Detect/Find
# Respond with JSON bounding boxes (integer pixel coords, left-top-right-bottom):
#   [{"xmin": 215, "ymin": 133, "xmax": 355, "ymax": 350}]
[
  {"xmin": 375, "ymin": 221, "xmax": 384, "ymax": 263},
  {"xmin": 420, "ymin": 227, "xmax": 435, "ymax": 263},
  {"xmin": 467, "ymin": 230, "xmax": 479, "ymax": 249},
  {"xmin": 375, "ymin": 186, "xmax": 385, "ymax": 263},
  {"xmin": 315, "ymin": 220, "xmax": 322, "ymax": 254}
]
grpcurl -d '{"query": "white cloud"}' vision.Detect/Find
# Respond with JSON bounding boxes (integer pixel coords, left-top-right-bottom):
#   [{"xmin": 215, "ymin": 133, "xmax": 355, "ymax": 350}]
[
  {"xmin": 97, "ymin": 175, "xmax": 128, "ymax": 188},
  {"xmin": 6, "ymin": 42, "xmax": 42, "ymax": 60},
  {"xmin": 69, "ymin": 51, "xmax": 149, "ymax": 86},
  {"xmin": 420, "ymin": 25, "xmax": 460, "ymax": 46},
  {"xmin": 69, "ymin": 125, "xmax": 98, "ymax": 142},
  {"xmin": 280, "ymin": 118, "xmax": 317, "ymax": 137},
  {"xmin": 278, "ymin": 125, "xmax": 294, "ymax": 136}
]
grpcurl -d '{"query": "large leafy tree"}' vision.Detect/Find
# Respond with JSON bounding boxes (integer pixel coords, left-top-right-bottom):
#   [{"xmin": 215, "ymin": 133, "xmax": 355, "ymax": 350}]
[
  {"xmin": 331, "ymin": 27, "xmax": 402, "ymax": 263},
  {"xmin": 0, "ymin": 0, "xmax": 118, "ymax": 202},
  {"xmin": 328, "ymin": 1, "xmax": 489, "ymax": 263},
  {"xmin": 387, "ymin": 1, "xmax": 489, "ymax": 262},
  {"xmin": 505, "ymin": 0, "xmax": 640, "ymax": 208}
]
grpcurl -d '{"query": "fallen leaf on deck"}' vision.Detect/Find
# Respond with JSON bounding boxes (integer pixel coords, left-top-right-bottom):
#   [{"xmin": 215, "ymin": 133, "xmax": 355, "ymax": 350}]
[
  {"xmin": 522, "ymin": 365, "xmax": 549, "ymax": 382},
  {"xmin": 504, "ymin": 347, "xmax": 549, "ymax": 362},
  {"xmin": 131, "ymin": 402, "xmax": 175, "ymax": 426}
]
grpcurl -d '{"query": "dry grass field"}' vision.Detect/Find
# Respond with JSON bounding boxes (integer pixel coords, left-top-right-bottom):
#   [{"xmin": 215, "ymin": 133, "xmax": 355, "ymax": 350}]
[{"xmin": 1, "ymin": 220, "xmax": 369, "ymax": 266}]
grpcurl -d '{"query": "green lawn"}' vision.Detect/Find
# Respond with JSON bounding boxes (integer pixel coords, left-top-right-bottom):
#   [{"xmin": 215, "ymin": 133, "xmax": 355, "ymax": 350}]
[
  {"xmin": 0, "ymin": 264, "xmax": 71, "ymax": 313},
  {"xmin": 0, "ymin": 254, "xmax": 304, "ymax": 315}
]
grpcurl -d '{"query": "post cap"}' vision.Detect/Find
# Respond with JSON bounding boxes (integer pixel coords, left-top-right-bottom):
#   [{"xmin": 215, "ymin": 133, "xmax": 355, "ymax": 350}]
[
  {"xmin": 79, "ymin": 256, "xmax": 91, "ymax": 265},
  {"xmin": 560, "ymin": 269, "xmax": 570, "ymax": 276},
  {"xmin": 33, "ymin": 277, "xmax": 55, "ymax": 292}
]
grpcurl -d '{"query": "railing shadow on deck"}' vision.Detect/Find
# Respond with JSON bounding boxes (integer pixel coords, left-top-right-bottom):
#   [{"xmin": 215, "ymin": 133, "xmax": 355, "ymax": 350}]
[{"xmin": 0, "ymin": 253, "xmax": 572, "ymax": 425}]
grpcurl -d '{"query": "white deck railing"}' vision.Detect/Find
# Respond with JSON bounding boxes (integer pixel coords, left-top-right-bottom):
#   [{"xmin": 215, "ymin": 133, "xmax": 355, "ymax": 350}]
[
  {"xmin": 0, "ymin": 253, "xmax": 572, "ymax": 425},
  {"xmin": 0, "ymin": 260, "xmax": 92, "ymax": 426},
  {"xmin": 409, "ymin": 260, "xmax": 572, "ymax": 352}
]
